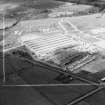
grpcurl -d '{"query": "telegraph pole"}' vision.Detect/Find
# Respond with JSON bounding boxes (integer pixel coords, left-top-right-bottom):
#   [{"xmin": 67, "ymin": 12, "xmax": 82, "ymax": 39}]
[{"xmin": 2, "ymin": 14, "xmax": 6, "ymax": 83}]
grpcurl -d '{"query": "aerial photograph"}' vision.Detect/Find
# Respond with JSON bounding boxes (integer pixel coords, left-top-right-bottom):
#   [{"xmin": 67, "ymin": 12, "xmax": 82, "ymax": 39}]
[{"xmin": 0, "ymin": 0, "xmax": 105, "ymax": 105}]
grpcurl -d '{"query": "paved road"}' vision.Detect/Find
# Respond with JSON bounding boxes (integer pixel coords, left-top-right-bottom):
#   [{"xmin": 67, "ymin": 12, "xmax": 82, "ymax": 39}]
[{"xmin": 0, "ymin": 54, "xmax": 105, "ymax": 105}]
